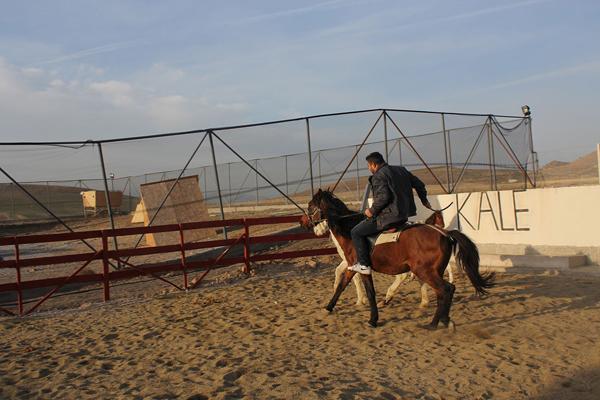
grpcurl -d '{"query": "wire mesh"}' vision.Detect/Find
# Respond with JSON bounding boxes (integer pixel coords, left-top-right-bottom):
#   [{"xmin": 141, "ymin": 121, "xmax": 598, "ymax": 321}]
[{"xmin": 0, "ymin": 109, "xmax": 534, "ymax": 231}]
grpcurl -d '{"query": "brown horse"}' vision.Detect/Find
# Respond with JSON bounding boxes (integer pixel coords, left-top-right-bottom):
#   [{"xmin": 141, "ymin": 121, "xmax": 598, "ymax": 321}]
[{"xmin": 301, "ymin": 189, "xmax": 494, "ymax": 329}]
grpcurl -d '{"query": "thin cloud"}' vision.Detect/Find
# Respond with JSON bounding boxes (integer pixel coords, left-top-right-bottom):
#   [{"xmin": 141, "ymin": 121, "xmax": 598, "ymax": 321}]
[
  {"xmin": 31, "ymin": 41, "xmax": 137, "ymax": 66},
  {"xmin": 484, "ymin": 60, "xmax": 600, "ymax": 90},
  {"xmin": 318, "ymin": 0, "xmax": 556, "ymax": 39},
  {"xmin": 234, "ymin": 0, "xmax": 372, "ymax": 24}
]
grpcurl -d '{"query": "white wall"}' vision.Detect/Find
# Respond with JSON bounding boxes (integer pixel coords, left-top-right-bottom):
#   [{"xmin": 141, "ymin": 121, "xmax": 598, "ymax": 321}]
[{"xmin": 413, "ymin": 185, "xmax": 600, "ymax": 248}]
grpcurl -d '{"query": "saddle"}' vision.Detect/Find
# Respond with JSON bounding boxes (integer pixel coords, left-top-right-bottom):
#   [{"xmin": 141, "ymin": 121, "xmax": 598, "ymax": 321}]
[{"xmin": 367, "ymin": 221, "xmax": 416, "ymax": 253}]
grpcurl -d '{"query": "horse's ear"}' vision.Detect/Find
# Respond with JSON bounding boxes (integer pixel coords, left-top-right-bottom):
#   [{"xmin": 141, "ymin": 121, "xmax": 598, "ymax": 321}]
[
  {"xmin": 326, "ymin": 186, "xmax": 331, "ymax": 192},
  {"xmin": 317, "ymin": 188, "xmax": 322, "ymax": 194}
]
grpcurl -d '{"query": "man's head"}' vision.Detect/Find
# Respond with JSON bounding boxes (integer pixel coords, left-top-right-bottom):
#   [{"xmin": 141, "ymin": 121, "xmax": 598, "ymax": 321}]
[{"xmin": 366, "ymin": 151, "xmax": 385, "ymax": 174}]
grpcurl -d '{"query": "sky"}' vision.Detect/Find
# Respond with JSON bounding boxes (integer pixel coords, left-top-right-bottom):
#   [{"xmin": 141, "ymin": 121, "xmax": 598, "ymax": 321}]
[{"xmin": 0, "ymin": 0, "xmax": 599, "ymax": 169}]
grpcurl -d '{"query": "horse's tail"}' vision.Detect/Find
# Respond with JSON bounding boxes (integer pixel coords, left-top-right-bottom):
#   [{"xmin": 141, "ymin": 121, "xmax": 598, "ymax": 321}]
[{"xmin": 447, "ymin": 230, "xmax": 495, "ymax": 296}]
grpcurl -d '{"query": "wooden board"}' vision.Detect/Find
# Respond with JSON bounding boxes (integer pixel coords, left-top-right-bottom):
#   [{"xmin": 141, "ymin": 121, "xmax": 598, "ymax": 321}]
[
  {"xmin": 130, "ymin": 200, "xmax": 145, "ymax": 224},
  {"xmin": 139, "ymin": 175, "xmax": 213, "ymax": 246},
  {"xmin": 81, "ymin": 190, "xmax": 123, "ymax": 209}
]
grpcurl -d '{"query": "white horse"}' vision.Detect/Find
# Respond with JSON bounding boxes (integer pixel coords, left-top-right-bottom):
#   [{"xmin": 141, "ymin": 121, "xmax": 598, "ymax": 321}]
[{"xmin": 314, "ymin": 220, "xmax": 454, "ymax": 308}]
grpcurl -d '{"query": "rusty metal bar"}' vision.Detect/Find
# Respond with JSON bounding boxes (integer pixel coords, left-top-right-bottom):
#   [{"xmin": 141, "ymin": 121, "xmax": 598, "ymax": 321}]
[
  {"xmin": 102, "ymin": 233, "xmax": 110, "ymax": 301},
  {"xmin": 179, "ymin": 225, "xmax": 188, "ymax": 290},
  {"xmin": 24, "ymin": 251, "xmax": 101, "ymax": 315},
  {"xmin": 15, "ymin": 241, "xmax": 23, "ymax": 316},
  {"xmin": 243, "ymin": 220, "xmax": 250, "ymax": 274},
  {"xmin": 189, "ymin": 232, "xmax": 247, "ymax": 289}
]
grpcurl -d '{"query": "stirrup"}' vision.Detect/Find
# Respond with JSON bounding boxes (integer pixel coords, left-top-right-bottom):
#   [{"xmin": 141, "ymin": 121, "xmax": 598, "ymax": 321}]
[{"xmin": 347, "ymin": 263, "xmax": 372, "ymax": 275}]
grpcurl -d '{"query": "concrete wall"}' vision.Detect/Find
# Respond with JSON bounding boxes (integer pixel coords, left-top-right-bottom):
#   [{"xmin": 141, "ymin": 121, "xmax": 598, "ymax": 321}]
[{"xmin": 413, "ymin": 185, "xmax": 600, "ymax": 265}]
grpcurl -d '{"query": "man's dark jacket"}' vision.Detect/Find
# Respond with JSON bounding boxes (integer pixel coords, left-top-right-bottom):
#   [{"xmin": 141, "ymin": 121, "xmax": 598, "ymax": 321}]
[{"xmin": 368, "ymin": 163, "xmax": 428, "ymax": 229}]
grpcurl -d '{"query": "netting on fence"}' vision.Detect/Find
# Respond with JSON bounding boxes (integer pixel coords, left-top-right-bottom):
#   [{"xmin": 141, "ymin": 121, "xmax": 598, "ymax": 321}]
[{"xmin": 0, "ymin": 108, "xmax": 534, "ymax": 234}]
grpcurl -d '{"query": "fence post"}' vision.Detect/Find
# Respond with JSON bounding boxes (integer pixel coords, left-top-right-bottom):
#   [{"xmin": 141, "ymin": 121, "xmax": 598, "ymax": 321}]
[
  {"xmin": 243, "ymin": 219, "xmax": 250, "ymax": 274},
  {"xmin": 355, "ymin": 145, "xmax": 360, "ymax": 202},
  {"xmin": 254, "ymin": 159, "xmax": 259, "ymax": 206},
  {"xmin": 383, "ymin": 111, "xmax": 389, "ymax": 162},
  {"xmin": 441, "ymin": 113, "xmax": 452, "ymax": 193},
  {"xmin": 101, "ymin": 231, "xmax": 110, "ymax": 301},
  {"xmin": 97, "ymin": 143, "xmax": 121, "ymax": 269},
  {"xmin": 486, "ymin": 116, "xmax": 497, "ymax": 191},
  {"xmin": 227, "ymin": 162, "xmax": 232, "ymax": 207},
  {"xmin": 179, "ymin": 225, "xmax": 188, "ymax": 290},
  {"xmin": 208, "ymin": 131, "xmax": 228, "ymax": 239},
  {"xmin": 14, "ymin": 241, "xmax": 23, "ymax": 316},
  {"xmin": 306, "ymin": 118, "xmax": 314, "ymax": 195},
  {"xmin": 284, "ymin": 155, "xmax": 289, "ymax": 204},
  {"xmin": 527, "ymin": 116, "xmax": 536, "ymax": 187},
  {"xmin": 128, "ymin": 176, "xmax": 132, "ymax": 213},
  {"xmin": 317, "ymin": 150, "xmax": 322, "ymax": 188},
  {"xmin": 398, "ymin": 138, "xmax": 403, "ymax": 165},
  {"xmin": 9, "ymin": 183, "xmax": 15, "ymax": 220}
]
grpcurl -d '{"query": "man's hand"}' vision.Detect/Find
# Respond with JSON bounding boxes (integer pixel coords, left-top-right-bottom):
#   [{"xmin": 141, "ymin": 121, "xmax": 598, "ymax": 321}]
[{"xmin": 364, "ymin": 208, "xmax": 374, "ymax": 218}]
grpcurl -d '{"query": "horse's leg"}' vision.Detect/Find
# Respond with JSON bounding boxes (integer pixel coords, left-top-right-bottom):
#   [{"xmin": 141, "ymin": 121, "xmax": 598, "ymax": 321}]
[
  {"xmin": 333, "ymin": 260, "xmax": 347, "ymax": 293},
  {"xmin": 360, "ymin": 273, "xmax": 379, "ymax": 327},
  {"xmin": 325, "ymin": 270, "xmax": 356, "ymax": 312},
  {"xmin": 446, "ymin": 264, "xmax": 454, "ymax": 284},
  {"xmin": 381, "ymin": 273, "xmax": 410, "ymax": 306},
  {"xmin": 419, "ymin": 280, "xmax": 430, "ymax": 308},
  {"xmin": 413, "ymin": 267, "xmax": 451, "ymax": 330},
  {"xmin": 439, "ymin": 281, "xmax": 456, "ymax": 327},
  {"xmin": 353, "ymin": 273, "xmax": 368, "ymax": 306}
]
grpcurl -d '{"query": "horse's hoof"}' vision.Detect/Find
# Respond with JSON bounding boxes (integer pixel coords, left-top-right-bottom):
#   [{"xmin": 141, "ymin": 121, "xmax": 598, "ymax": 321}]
[
  {"xmin": 419, "ymin": 302, "xmax": 429, "ymax": 309},
  {"xmin": 368, "ymin": 320, "xmax": 378, "ymax": 328},
  {"xmin": 324, "ymin": 306, "xmax": 334, "ymax": 313},
  {"xmin": 419, "ymin": 323, "xmax": 438, "ymax": 331},
  {"xmin": 377, "ymin": 300, "xmax": 387, "ymax": 308},
  {"xmin": 446, "ymin": 321, "xmax": 456, "ymax": 333}
]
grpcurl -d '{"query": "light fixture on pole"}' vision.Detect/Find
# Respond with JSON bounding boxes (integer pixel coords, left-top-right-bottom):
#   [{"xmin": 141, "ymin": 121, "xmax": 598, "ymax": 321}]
[{"xmin": 109, "ymin": 173, "xmax": 115, "ymax": 192}]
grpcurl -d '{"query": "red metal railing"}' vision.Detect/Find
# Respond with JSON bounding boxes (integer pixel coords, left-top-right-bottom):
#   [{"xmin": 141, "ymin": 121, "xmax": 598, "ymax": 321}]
[{"xmin": 0, "ymin": 215, "xmax": 336, "ymax": 316}]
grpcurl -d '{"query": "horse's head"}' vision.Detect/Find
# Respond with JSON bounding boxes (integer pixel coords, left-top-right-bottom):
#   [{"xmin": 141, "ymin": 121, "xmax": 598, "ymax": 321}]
[
  {"xmin": 305, "ymin": 188, "xmax": 328, "ymax": 226},
  {"xmin": 425, "ymin": 210, "xmax": 445, "ymax": 228}
]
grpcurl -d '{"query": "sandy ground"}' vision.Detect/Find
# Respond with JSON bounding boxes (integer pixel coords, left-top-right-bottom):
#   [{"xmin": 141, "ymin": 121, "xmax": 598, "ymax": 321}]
[{"xmin": 1, "ymin": 262, "xmax": 600, "ymax": 400}]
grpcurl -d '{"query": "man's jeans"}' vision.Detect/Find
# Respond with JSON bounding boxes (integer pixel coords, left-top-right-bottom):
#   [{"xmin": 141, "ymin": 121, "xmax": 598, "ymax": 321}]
[{"xmin": 350, "ymin": 218, "xmax": 381, "ymax": 266}]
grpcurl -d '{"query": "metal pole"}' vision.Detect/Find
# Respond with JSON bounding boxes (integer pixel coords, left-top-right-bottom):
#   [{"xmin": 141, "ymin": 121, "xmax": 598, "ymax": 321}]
[
  {"xmin": 97, "ymin": 143, "xmax": 121, "ymax": 269},
  {"xmin": 398, "ymin": 138, "xmax": 403, "ymax": 165},
  {"xmin": 487, "ymin": 116, "xmax": 497, "ymax": 190},
  {"xmin": 447, "ymin": 127, "xmax": 454, "ymax": 193},
  {"xmin": 331, "ymin": 111, "xmax": 384, "ymax": 192},
  {"xmin": 317, "ymin": 150, "xmax": 322, "ymax": 188},
  {"xmin": 306, "ymin": 118, "xmax": 314, "ymax": 195},
  {"xmin": 9, "ymin": 183, "xmax": 15, "ymax": 219},
  {"xmin": 254, "ymin": 159, "xmax": 259, "ymax": 206},
  {"xmin": 228, "ymin": 162, "xmax": 232, "ymax": 207},
  {"xmin": 383, "ymin": 111, "xmax": 389, "ymax": 162},
  {"xmin": 355, "ymin": 145, "xmax": 360, "ymax": 202},
  {"xmin": 441, "ymin": 113, "xmax": 451, "ymax": 193},
  {"xmin": 284, "ymin": 155, "xmax": 289, "ymax": 203},
  {"xmin": 527, "ymin": 116, "xmax": 536, "ymax": 187},
  {"xmin": 208, "ymin": 131, "xmax": 228, "ymax": 239},
  {"xmin": 128, "ymin": 177, "xmax": 132, "ymax": 213}
]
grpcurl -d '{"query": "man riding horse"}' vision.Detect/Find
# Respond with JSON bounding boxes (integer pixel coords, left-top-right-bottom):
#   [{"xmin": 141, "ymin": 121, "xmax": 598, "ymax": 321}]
[{"xmin": 349, "ymin": 151, "xmax": 432, "ymax": 275}]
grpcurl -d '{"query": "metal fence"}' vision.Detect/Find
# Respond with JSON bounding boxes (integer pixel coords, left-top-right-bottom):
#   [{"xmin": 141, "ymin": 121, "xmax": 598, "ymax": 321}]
[{"xmin": 0, "ymin": 108, "xmax": 535, "ymax": 239}]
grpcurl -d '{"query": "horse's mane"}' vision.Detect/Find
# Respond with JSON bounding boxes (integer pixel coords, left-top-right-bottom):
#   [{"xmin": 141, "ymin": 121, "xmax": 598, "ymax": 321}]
[{"xmin": 315, "ymin": 190, "xmax": 365, "ymax": 238}]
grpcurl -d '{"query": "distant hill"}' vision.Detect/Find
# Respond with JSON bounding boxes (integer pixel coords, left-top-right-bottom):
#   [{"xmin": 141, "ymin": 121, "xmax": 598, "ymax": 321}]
[{"xmin": 540, "ymin": 151, "xmax": 598, "ymax": 180}]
